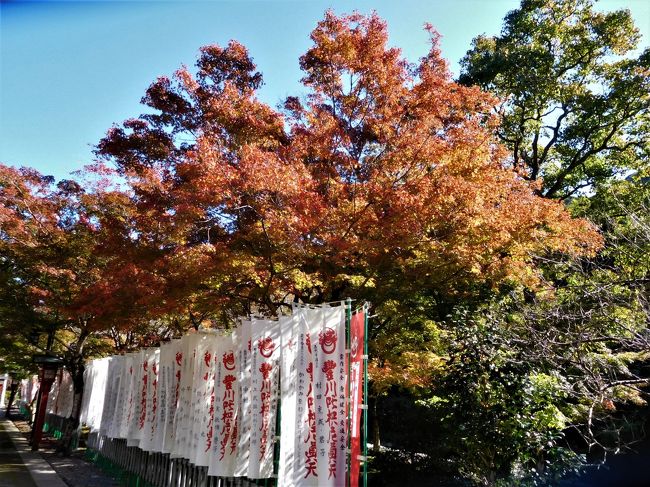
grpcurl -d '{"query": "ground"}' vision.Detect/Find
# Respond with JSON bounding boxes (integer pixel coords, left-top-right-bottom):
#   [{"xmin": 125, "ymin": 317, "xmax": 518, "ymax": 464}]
[{"xmin": 11, "ymin": 414, "xmax": 119, "ymax": 487}]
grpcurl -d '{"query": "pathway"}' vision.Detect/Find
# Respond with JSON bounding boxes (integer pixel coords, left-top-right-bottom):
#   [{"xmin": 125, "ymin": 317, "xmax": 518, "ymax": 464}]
[{"xmin": 0, "ymin": 412, "xmax": 67, "ymax": 487}]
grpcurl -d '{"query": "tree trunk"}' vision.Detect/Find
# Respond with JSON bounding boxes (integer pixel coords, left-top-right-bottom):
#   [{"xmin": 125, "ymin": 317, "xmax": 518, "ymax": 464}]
[
  {"xmin": 5, "ymin": 381, "xmax": 18, "ymax": 418},
  {"xmin": 57, "ymin": 328, "xmax": 89, "ymax": 455},
  {"xmin": 57, "ymin": 363, "xmax": 84, "ymax": 455}
]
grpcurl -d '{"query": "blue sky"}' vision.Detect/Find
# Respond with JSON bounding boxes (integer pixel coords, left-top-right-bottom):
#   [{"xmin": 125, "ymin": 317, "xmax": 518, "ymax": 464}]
[{"xmin": 1, "ymin": 0, "xmax": 648, "ymax": 181}]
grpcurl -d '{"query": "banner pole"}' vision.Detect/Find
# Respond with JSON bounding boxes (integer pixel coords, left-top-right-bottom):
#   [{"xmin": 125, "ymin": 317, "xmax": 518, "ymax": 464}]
[
  {"xmin": 363, "ymin": 304, "xmax": 369, "ymax": 487},
  {"xmin": 345, "ymin": 297, "xmax": 352, "ymax": 487}
]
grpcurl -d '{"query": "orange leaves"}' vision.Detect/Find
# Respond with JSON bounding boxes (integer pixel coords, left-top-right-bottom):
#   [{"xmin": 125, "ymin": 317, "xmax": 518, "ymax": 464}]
[{"xmin": 84, "ymin": 11, "xmax": 604, "ymax": 326}]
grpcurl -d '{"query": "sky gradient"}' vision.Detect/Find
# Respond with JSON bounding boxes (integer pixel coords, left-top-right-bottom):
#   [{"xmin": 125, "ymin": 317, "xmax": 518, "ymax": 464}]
[{"xmin": 1, "ymin": 0, "xmax": 648, "ymax": 181}]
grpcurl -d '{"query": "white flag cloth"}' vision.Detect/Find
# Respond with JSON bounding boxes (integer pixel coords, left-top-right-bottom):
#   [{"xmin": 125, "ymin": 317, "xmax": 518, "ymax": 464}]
[
  {"xmin": 189, "ymin": 332, "xmax": 220, "ymax": 466},
  {"xmin": 123, "ymin": 352, "xmax": 142, "ymax": 444},
  {"xmin": 127, "ymin": 350, "xmax": 145, "ymax": 446},
  {"xmin": 20, "ymin": 376, "xmax": 39, "ymax": 407},
  {"xmin": 154, "ymin": 340, "xmax": 175, "ymax": 452},
  {"xmin": 281, "ymin": 304, "xmax": 347, "ymax": 486},
  {"xmin": 80, "ymin": 357, "xmax": 110, "ymax": 432},
  {"xmin": 162, "ymin": 339, "xmax": 184, "ymax": 454},
  {"xmin": 139, "ymin": 349, "xmax": 161, "ymax": 452},
  {"xmin": 47, "ymin": 369, "xmax": 73, "ymax": 418},
  {"xmin": 114, "ymin": 353, "xmax": 138, "ymax": 439},
  {"xmin": 235, "ymin": 319, "xmax": 252, "ymax": 477},
  {"xmin": 102, "ymin": 355, "xmax": 125, "ymax": 438},
  {"xmin": 278, "ymin": 313, "xmax": 301, "ymax": 486},
  {"xmin": 208, "ymin": 330, "xmax": 240, "ymax": 477},
  {"xmin": 171, "ymin": 333, "xmax": 201, "ymax": 459},
  {"xmin": 79, "ymin": 365, "xmax": 93, "ymax": 427},
  {"xmin": 46, "ymin": 371, "xmax": 61, "ymax": 415},
  {"xmin": 248, "ymin": 318, "xmax": 281, "ymax": 479}
]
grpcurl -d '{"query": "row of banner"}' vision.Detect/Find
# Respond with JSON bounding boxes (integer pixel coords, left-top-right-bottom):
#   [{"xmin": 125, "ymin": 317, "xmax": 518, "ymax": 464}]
[{"xmin": 76, "ymin": 302, "xmax": 366, "ymax": 486}]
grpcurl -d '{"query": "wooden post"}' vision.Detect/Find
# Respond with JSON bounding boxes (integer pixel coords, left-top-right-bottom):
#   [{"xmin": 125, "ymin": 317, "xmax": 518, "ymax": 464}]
[{"xmin": 32, "ymin": 373, "xmax": 55, "ymax": 451}]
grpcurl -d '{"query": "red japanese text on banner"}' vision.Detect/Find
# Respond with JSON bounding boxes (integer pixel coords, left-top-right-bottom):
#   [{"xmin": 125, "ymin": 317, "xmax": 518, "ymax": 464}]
[
  {"xmin": 117, "ymin": 353, "xmax": 137, "ymax": 440},
  {"xmin": 162, "ymin": 339, "xmax": 183, "ymax": 454},
  {"xmin": 278, "ymin": 312, "xmax": 307, "ymax": 487},
  {"xmin": 171, "ymin": 333, "xmax": 200, "ymax": 459},
  {"xmin": 140, "ymin": 349, "xmax": 161, "ymax": 452},
  {"xmin": 189, "ymin": 333, "xmax": 220, "ymax": 466},
  {"xmin": 308, "ymin": 304, "xmax": 347, "ymax": 486},
  {"xmin": 208, "ymin": 331, "xmax": 240, "ymax": 477},
  {"xmin": 102, "ymin": 356, "xmax": 124, "ymax": 439},
  {"xmin": 152, "ymin": 341, "xmax": 172, "ymax": 452},
  {"xmin": 126, "ymin": 350, "xmax": 146, "ymax": 446},
  {"xmin": 248, "ymin": 318, "xmax": 281, "ymax": 479}
]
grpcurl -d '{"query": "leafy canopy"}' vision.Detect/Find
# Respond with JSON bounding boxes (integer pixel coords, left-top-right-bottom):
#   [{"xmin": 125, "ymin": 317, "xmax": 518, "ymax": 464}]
[{"xmin": 460, "ymin": 0, "xmax": 650, "ymax": 200}]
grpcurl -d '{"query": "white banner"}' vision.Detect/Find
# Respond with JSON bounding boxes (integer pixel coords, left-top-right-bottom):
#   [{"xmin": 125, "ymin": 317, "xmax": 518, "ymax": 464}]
[
  {"xmin": 80, "ymin": 357, "xmax": 110, "ymax": 432},
  {"xmin": 171, "ymin": 333, "xmax": 200, "ymax": 459},
  {"xmin": 162, "ymin": 339, "xmax": 184, "ymax": 454},
  {"xmin": 278, "ymin": 313, "xmax": 301, "ymax": 486},
  {"xmin": 189, "ymin": 332, "xmax": 220, "ymax": 466},
  {"xmin": 103, "ymin": 355, "xmax": 124, "ymax": 438},
  {"xmin": 234, "ymin": 319, "xmax": 252, "ymax": 477},
  {"xmin": 139, "ymin": 349, "xmax": 161, "ymax": 452},
  {"xmin": 126, "ymin": 350, "xmax": 146, "ymax": 446},
  {"xmin": 208, "ymin": 330, "xmax": 240, "ymax": 477},
  {"xmin": 248, "ymin": 318, "xmax": 281, "ymax": 479},
  {"xmin": 286, "ymin": 304, "xmax": 347, "ymax": 486}
]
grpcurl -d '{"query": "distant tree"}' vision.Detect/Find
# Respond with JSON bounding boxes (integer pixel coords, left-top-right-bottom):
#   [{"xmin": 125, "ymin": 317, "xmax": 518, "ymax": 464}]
[{"xmin": 460, "ymin": 0, "xmax": 650, "ymax": 200}]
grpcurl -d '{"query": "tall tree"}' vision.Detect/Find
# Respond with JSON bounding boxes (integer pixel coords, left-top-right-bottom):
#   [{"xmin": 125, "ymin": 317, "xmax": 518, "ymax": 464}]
[
  {"xmin": 96, "ymin": 12, "xmax": 600, "ymax": 323},
  {"xmin": 92, "ymin": 17, "xmax": 603, "ymax": 479},
  {"xmin": 459, "ymin": 0, "xmax": 650, "ymax": 200},
  {"xmin": 0, "ymin": 165, "xmax": 136, "ymax": 452}
]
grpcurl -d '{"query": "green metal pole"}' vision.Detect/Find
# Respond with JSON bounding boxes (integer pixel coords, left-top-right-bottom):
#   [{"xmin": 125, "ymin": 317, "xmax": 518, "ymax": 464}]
[
  {"xmin": 363, "ymin": 304, "xmax": 369, "ymax": 487},
  {"xmin": 345, "ymin": 297, "xmax": 352, "ymax": 487}
]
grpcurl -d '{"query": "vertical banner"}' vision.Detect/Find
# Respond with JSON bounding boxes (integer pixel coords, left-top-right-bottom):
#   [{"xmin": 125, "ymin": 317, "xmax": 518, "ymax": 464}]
[
  {"xmin": 248, "ymin": 318, "xmax": 281, "ymax": 479},
  {"xmin": 349, "ymin": 310, "xmax": 365, "ymax": 487},
  {"xmin": 154, "ymin": 341, "xmax": 173, "ymax": 452},
  {"xmin": 103, "ymin": 355, "xmax": 124, "ymax": 438},
  {"xmin": 53, "ymin": 369, "xmax": 74, "ymax": 418},
  {"xmin": 118, "ymin": 353, "xmax": 138, "ymax": 439},
  {"xmin": 171, "ymin": 333, "xmax": 200, "ymax": 459},
  {"xmin": 140, "ymin": 349, "xmax": 161, "ymax": 452},
  {"xmin": 310, "ymin": 304, "xmax": 347, "ymax": 486},
  {"xmin": 81, "ymin": 357, "xmax": 110, "ymax": 432},
  {"xmin": 162, "ymin": 339, "xmax": 184, "ymax": 454},
  {"xmin": 208, "ymin": 330, "xmax": 240, "ymax": 477},
  {"xmin": 278, "ymin": 313, "xmax": 301, "ymax": 487},
  {"xmin": 235, "ymin": 319, "xmax": 252, "ymax": 477},
  {"xmin": 79, "ymin": 364, "xmax": 93, "ymax": 427},
  {"xmin": 190, "ymin": 333, "xmax": 220, "ymax": 467},
  {"xmin": 127, "ymin": 349, "xmax": 147, "ymax": 447}
]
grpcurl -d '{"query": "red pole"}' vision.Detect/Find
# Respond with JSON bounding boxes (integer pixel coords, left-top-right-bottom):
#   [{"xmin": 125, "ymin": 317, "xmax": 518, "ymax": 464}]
[{"xmin": 31, "ymin": 376, "xmax": 53, "ymax": 451}]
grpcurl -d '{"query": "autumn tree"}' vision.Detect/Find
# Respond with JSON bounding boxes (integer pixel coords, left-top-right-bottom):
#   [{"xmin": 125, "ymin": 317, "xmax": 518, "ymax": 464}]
[
  {"xmin": 459, "ymin": 0, "xmax": 650, "ymax": 200},
  {"xmin": 91, "ymin": 13, "xmax": 604, "ymax": 483},
  {"xmin": 0, "ymin": 165, "xmax": 157, "ymax": 452},
  {"xmin": 96, "ymin": 12, "xmax": 599, "ymax": 322},
  {"xmin": 1, "ymin": 8, "xmax": 604, "ymax": 475}
]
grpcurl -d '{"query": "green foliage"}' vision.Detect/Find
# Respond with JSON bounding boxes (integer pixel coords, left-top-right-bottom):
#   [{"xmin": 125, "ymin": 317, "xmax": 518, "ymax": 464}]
[
  {"xmin": 460, "ymin": 0, "xmax": 650, "ymax": 200},
  {"xmin": 426, "ymin": 306, "xmax": 584, "ymax": 486}
]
